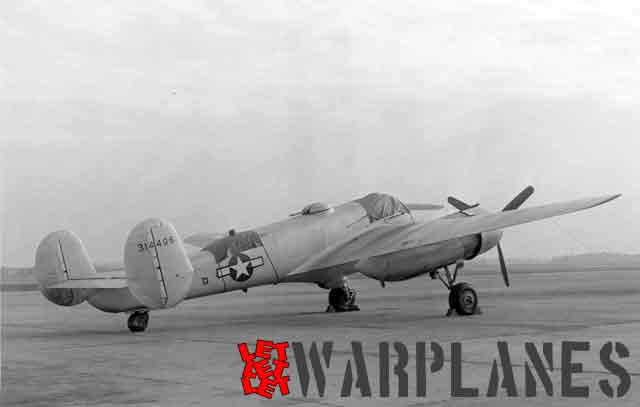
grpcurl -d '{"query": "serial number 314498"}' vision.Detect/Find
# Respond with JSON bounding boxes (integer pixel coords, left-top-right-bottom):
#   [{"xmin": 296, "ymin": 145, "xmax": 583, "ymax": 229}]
[{"xmin": 137, "ymin": 235, "xmax": 176, "ymax": 252}]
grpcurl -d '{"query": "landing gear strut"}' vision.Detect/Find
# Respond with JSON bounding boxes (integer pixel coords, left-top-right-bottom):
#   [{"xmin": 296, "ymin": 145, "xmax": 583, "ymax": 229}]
[
  {"xmin": 327, "ymin": 286, "xmax": 360, "ymax": 312},
  {"xmin": 429, "ymin": 261, "xmax": 479, "ymax": 316},
  {"xmin": 127, "ymin": 310, "xmax": 149, "ymax": 332}
]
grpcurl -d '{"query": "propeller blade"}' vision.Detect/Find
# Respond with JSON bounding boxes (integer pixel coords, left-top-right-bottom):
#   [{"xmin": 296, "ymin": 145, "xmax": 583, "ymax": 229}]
[
  {"xmin": 496, "ymin": 242, "xmax": 510, "ymax": 287},
  {"xmin": 502, "ymin": 185, "xmax": 535, "ymax": 211},
  {"xmin": 405, "ymin": 203, "xmax": 444, "ymax": 211},
  {"xmin": 447, "ymin": 196, "xmax": 474, "ymax": 211}
]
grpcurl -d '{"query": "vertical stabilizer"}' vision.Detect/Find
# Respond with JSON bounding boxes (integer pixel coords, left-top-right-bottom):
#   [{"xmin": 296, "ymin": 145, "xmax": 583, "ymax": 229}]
[{"xmin": 34, "ymin": 230, "xmax": 96, "ymax": 305}]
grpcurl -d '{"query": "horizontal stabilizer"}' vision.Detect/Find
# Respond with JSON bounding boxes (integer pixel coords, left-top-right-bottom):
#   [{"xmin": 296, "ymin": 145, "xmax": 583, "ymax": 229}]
[
  {"xmin": 35, "ymin": 230, "xmax": 128, "ymax": 305},
  {"xmin": 49, "ymin": 278, "xmax": 128, "ymax": 289}
]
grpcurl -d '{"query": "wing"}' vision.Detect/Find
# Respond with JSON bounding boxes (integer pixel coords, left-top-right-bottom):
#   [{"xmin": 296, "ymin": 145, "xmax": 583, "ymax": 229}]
[
  {"xmin": 287, "ymin": 193, "xmax": 620, "ymax": 281},
  {"xmin": 183, "ymin": 232, "xmax": 225, "ymax": 248},
  {"xmin": 412, "ymin": 193, "xmax": 620, "ymax": 247}
]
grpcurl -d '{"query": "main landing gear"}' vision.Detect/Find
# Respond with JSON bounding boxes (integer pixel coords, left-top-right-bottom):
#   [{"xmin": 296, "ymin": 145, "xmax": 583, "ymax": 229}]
[
  {"xmin": 127, "ymin": 310, "xmax": 149, "ymax": 332},
  {"xmin": 429, "ymin": 261, "xmax": 479, "ymax": 316},
  {"xmin": 327, "ymin": 286, "xmax": 360, "ymax": 312}
]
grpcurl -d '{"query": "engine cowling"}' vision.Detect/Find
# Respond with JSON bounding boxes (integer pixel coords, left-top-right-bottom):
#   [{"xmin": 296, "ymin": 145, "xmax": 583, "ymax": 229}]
[
  {"xmin": 473, "ymin": 230, "xmax": 503, "ymax": 258},
  {"xmin": 124, "ymin": 218, "xmax": 193, "ymax": 309},
  {"xmin": 357, "ymin": 237, "xmax": 480, "ymax": 282},
  {"xmin": 356, "ymin": 232, "xmax": 500, "ymax": 282}
]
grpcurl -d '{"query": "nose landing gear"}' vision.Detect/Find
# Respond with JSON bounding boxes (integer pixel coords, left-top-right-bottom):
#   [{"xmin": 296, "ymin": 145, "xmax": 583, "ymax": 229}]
[
  {"xmin": 127, "ymin": 310, "xmax": 149, "ymax": 332},
  {"xmin": 429, "ymin": 261, "xmax": 479, "ymax": 316}
]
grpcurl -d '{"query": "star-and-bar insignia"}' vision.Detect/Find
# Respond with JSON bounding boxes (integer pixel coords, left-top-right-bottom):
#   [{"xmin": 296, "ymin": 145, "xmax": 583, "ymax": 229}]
[{"xmin": 216, "ymin": 254, "xmax": 265, "ymax": 282}]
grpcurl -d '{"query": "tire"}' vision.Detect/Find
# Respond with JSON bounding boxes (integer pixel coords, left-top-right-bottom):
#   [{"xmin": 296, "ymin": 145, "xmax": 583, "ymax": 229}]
[
  {"xmin": 329, "ymin": 287, "xmax": 349, "ymax": 310},
  {"xmin": 345, "ymin": 288, "xmax": 356, "ymax": 306},
  {"xmin": 448, "ymin": 283, "xmax": 478, "ymax": 315},
  {"xmin": 128, "ymin": 311, "xmax": 149, "ymax": 332}
]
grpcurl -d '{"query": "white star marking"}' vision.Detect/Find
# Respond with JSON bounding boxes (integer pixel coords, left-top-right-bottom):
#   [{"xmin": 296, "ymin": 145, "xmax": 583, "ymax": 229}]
[{"xmin": 232, "ymin": 258, "xmax": 252, "ymax": 279}]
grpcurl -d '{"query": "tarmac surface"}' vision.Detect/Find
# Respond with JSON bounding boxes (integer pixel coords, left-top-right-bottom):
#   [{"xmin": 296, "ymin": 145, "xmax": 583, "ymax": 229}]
[{"xmin": 2, "ymin": 266, "xmax": 640, "ymax": 406}]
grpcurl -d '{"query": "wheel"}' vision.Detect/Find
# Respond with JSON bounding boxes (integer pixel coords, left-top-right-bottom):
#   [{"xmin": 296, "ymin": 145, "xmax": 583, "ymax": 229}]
[
  {"xmin": 448, "ymin": 283, "xmax": 478, "ymax": 315},
  {"xmin": 329, "ymin": 287, "xmax": 347, "ymax": 310},
  {"xmin": 328, "ymin": 287, "xmax": 357, "ymax": 311},
  {"xmin": 345, "ymin": 287, "xmax": 356, "ymax": 306},
  {"xmin": 127, "ymin": 311, "xmax": 149, "ymax": 332}
]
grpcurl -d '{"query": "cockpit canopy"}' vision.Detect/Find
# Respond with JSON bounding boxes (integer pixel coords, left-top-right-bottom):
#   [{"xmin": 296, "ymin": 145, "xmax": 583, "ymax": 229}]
[{"xmin": 353, "ymin": 192, "xmax": 410, "ymax": 222}]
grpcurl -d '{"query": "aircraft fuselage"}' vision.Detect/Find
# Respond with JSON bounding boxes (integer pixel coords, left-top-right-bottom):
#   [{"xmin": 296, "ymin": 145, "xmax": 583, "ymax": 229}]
[{"xmin": 86, "ymin": 193, "xmax": 489, "ymax": 313}]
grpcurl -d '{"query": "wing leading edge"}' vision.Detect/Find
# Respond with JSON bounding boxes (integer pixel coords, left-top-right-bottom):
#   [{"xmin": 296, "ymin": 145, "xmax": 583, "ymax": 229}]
[{"xmin": 288, "ymin": 193, "xmax": 621, "ymax": 279}]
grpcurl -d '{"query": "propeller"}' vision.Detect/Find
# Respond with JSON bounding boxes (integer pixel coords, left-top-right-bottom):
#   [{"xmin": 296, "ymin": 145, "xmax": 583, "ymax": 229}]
[
  {"xmin": 496, "ymin": 242, "xmax": 510, "ymax": 287},
  {"xmin": 447, "ymin": 196, "xmax": 476, "ymax": 211},
  {"xmin": 502, "ymin": 185, "xmax": 535, "ymax": 211},
  {"xmin": 496, "ymin": 185, "xmax": 535, "ymax": 287},
  {"xmin": 446, "ymin": 186, "xmax": 535, "ymax": 287}
]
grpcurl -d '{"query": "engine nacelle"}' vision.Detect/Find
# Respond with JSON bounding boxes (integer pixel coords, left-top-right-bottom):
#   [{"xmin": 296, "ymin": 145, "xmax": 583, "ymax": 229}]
[
  {"xmin": 34, "ymin": 230, "xmax": 95, "ymax": 306},
  {"xmin": 474, "ymin": 230, "xmax": 503, "ymax": 257},
  {"xmin": 124, "ymin": 218, "xmax": 193, "ymax": 309},
  {"xmin": 357, "ymin": 236, "xmax": 481, "ymax": 282}
]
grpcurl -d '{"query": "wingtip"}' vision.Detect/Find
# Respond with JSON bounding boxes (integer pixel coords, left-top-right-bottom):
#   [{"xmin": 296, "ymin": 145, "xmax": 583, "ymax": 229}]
[
  {"xmin": 606, "ymin": 193, "xmax": 622, "ymax": 202},
  {"xmin": 593, "ymin": 193, "xmax": 622, "ymax": 207}
]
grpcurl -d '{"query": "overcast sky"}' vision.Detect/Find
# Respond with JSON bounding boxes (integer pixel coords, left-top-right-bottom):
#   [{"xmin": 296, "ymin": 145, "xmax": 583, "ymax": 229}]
[{"xmin": 1, "ymin": 0, "xmax": 638, "ymax": 266}]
